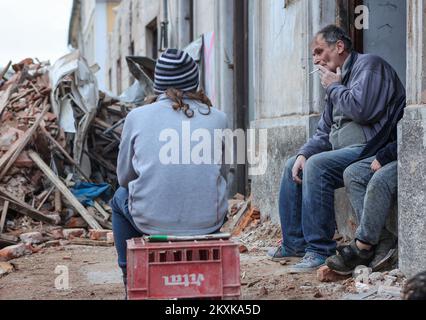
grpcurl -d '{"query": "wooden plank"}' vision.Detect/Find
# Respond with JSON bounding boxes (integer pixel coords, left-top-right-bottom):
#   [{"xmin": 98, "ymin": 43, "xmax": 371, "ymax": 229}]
[
  {"xmin": 0, "ymin": 193, "xmax": 56, "ymax": 224},
  {"xmin": 68, "ymin": 238, "xmax": 113, "ymax": 247},
  {"xmin": 0, "ymin": 99, "xmax": 49, "ymax": 179},
  {"xmin": 36, "ymin": 185, "xmax": 55, "ymax": 211},
  {"xmin": 93, "ymin": 117, "xmax": 122, "ymax": 136},
  {"xmin": 54, "ymin": 189, "xmax": 62, "ymax": 213},
  {"xmin": 0, "ymin": 200, "xmax": 9, "ymax": 233},
  {"xmin": 40, "ymin": 127, "xmax": 92, "ymax": 182},
  {"xmin": 28, "ymin": 150, "xmax": 102, "ymax": 230},
  {"xmin": 93, "ymin": 201, "xmax": 110, "ymax": 220}
]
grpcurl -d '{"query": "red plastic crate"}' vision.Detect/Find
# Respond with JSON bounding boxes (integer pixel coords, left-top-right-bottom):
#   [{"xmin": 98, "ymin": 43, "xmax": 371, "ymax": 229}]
[{"xmin": 126, "ymin": 238, "xmax": 241, "ymax": 300}]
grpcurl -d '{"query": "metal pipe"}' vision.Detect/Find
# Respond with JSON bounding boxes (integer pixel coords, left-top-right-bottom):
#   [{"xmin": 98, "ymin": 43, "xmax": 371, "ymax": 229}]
[{"xmin": 163, "ymin": 0, "xmax": 169, "ymax": 48}]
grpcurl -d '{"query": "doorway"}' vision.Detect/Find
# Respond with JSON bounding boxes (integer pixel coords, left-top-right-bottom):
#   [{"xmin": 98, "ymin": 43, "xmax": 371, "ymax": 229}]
[{"xmin": 337, "ymin": 0, "xmax": 407, "ymax": 84}]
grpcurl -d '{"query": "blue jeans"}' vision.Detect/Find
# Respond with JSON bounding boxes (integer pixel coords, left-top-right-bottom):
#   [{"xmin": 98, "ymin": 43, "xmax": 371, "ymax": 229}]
[
  {"xmin": 279, "ymin": 146, "xmax": 364, "ymax": 258},
  {"xmin": 110, "ymin": 187, "xmax": 145, "ymax": 274}
]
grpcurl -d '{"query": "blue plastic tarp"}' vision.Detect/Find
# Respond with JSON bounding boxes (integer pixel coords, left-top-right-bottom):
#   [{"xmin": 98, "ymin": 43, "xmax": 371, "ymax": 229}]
[{"xmin": 70, "ymin": 182, "xmax": 112, "ymax": 206}]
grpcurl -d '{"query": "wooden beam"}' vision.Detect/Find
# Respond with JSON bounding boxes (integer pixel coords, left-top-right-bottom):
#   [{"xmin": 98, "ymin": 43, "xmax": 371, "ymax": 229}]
[
  {"xmin": 40, "ymin": 126, "xmax": 91, "ymax": 182},
  {"xmin": 36, "ymin": 185, "xmax": 55, "ymax": 211},
  {"xmin": 0, "ymin": 200, "xmax": 9, "ymax": 233},
  {"xmin": 69, "ymin": 238, "xmax": 113, "ymax": 247},
  {"xmin": 28, "ymin": 150, "xmax": 102, "ymax": 230},
  {"xmin": 54, "ymin": 189, "xmax": 62, "ymax": 213},
  {"xmin": 93, "ymin": 200, "xmax": 110, "ymax": 220},
  {"xmin": 0, "ymin": 99, "xmax": 49, "ymax": 179},
  {"xmin": 0, "ymin": 192, "xmax": 56, "ymax": 224},
  {"xmin": 0, "ymin": 61, "xmax": 12, "ymax": 79}
]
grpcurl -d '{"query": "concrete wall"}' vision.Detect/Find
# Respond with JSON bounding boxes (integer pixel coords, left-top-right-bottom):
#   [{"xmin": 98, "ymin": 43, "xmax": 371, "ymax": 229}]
[
  {"xmin": 399, "ymin": 0, "xmax": 426, "ymax": 278},
  {"xmin": 249, "ymin": 0, "xmax": 337, "ymax": 225},
  {"xmin": 193, "ymin": 0, "xmax": 215, "ymax": 37}
]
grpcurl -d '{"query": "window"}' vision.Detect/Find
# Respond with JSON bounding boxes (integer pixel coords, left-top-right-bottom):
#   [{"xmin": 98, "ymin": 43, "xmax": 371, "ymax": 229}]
[{"xmin": 146, "ymin": 18, "xmax": 158, "ymax": 59}]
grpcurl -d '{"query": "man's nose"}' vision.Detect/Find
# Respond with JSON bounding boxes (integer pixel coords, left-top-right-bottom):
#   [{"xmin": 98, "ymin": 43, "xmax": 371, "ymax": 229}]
[{"xmin": 313, "ymin": 57, "xmax": 320, "ymax": 65}]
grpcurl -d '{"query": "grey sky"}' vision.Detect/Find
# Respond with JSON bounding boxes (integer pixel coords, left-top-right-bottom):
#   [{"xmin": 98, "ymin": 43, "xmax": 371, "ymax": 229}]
[{"xmin": 0, "ymin": 0, "xmax": 73, "ymax": 67}]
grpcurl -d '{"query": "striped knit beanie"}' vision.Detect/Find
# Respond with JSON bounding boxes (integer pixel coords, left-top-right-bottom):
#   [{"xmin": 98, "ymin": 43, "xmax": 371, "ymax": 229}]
[{"xmin": 154, "ymin": 49, "xmax": 199, "ymax": 94}]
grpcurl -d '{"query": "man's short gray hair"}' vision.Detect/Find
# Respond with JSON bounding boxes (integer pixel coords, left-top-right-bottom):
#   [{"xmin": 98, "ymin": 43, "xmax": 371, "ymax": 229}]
[{"xmin": 316, "ymin": 25, "xmax": 353, "ymax": 52}]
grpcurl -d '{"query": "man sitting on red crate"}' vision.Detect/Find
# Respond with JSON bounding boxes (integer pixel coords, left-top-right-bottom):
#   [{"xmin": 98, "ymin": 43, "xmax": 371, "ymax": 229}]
[{"xmin": 110, "ymin": 49, "xmax": 229, "ymax": 297}]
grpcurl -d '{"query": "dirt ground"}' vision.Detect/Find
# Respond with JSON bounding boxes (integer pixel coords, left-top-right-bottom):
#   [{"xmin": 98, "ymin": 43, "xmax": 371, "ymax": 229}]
[
  {"xmin": 0, "ymin": 245, "xmax": 351, "ymax": 300},
  {"xmin": 0, "ymin": 220, "xmax": 354, "ymax": 300}
]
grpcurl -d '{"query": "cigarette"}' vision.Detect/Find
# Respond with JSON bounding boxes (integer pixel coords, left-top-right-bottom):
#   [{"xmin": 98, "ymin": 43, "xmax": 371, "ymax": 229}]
[{"xmin": 309, "ymin": 69, "xmax": 320, "ymax": 75}]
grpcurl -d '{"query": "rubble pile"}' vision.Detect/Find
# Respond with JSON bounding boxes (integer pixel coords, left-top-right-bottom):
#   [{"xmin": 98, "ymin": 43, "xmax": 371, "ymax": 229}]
[
  {"xmin": 0, "ymin": 54, "xmax": 135, "ymax": 262},
  {"xmin": 87, "ymin": 92, "xmax": 134, "ymax": 188}
]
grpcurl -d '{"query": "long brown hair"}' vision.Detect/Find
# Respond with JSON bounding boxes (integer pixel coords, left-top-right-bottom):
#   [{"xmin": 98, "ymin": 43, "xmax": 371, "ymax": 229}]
[{"xmin": 144, "ymin": 88, "xmax": 213, "ymax": 118}]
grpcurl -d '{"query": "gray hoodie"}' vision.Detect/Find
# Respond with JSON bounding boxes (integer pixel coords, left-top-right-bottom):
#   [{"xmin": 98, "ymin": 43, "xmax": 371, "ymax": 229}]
[{"xmin": 117, "ymin": 95, "xmax": 229, "ymax": 235}]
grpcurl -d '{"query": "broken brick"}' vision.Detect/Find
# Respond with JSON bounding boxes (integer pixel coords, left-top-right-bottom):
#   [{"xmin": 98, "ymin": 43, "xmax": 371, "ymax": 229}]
[
  {"xmin": 239, "ymin": 244, "xmax": 248, "ymax": 253},
  {"xmin": 49, "ymin": 228, "xmax": 64, "ymax": 240},
  {"xmin": 0, "ymin": 262, "xmax": 15, "ymax": 277},
  {"xmin": 317, "ymin": 266, "xmax": 351, "ymax": 283},
  {"xmin": 62, "ymin": 228, "xmax": 86, "ymax": 240},
  {"xmin": 89, "ymin": 229, "xmax": 110, "ymax": 241},
  {"xmin": 0, "ymin": 243, "xmax": 32, "ymax": 261},
  {"xmin": 65, "ymin": 217, "xmax": 88, "ymax": 229},
  {"xmin": 19, "ymin": 231, "xmax": 44, "ymax": 245},
  {"xmin": 106, "ymin": 232, "xmax": 114, "ymax": 244}
]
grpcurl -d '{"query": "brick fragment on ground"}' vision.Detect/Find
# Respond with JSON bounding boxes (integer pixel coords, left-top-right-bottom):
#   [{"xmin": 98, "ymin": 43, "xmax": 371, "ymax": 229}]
[
  {"xmin": 62, "ymin": 228, "xmax": 86, "ymax": 240},
  {"xmin": 89, "ymin": 229, "xmax": 111, "ymax": 241},
  {"xmin": 106, "ymin": 232, "xmax": 114, "ymax": 244},
  {"xmin": 19, "ymin": 231, "xmax": 44, "ymax": 245},
  {"xmin": 317, "ymin": 266, "xmax": 351, "ymax": 283},
  {"xmin": 0, "ymin": 262, "xmax": 15, "ymax": 276},
  {"xmin": 239, "ymin": 244, "xmax": 248, "ymax": 253},
  {"xmin": 0, "ymin": 243, "xmax": 32, "ymax": 261}
]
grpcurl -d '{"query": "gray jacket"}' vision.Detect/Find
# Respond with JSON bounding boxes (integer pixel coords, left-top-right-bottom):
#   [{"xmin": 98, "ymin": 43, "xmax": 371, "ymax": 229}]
[
  {"xmin": 117, "ymin": 95, "xmax": 229, "ymax": 235},
  {"xmin": 299, "ymin": 52, "xmax": 406, "ymax": 159}
]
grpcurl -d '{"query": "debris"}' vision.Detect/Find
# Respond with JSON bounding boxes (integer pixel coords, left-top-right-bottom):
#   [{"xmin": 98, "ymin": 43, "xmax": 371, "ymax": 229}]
[
  {"xmin": 106, "ymin": 232, "xmax": 114, "ymax": 244},
  {"xmin": 377, "ymin": 285, "xmax": 401, "ymax": 298},
  {"xmin": 384, "ymin": 275, "xmax": 398, "ymax": 286},
  {"xmin": 238, "ymin": 244, "xmax": 248, "ymax": 253},
  {"xmin": 88, "ymin": 229, "xmax": 111, "ymax": 241},
  {"xmin": 0, "ymin": 200, "xmax": 9, "ymax": 233},
  {"xmin": 65, "ymin": 217, "xmax": 88, "ymax": 229},
  {"xmin": 369, "ymin": 272, "xmax": 385, "ymax": 284},
  {"xmin": 62, "ymin": 228, "xmax": 87, "ymax": 240},
  {"xmin": 355, "ymin": 282, "xmax": 371, "ymax": 293},
  {"xmin": 317, "ymin": 266, "xmax": 351, "ymax": 283},
  {"xmin": 0, "ymin": 243, "xmax": 31, "ymax": 261},
  {"xmin": 247, "ymin": 279, "xmax": 262, "ymax": 288},
  {"xmin": 353, "ymin": 265, "xmax": 372, "ymax": 283},
  {"xmin": 0, "ymin": 261, "xmax": 14, "ymax": 277},
  {"xmin": 19, "ymin": 232, "xmax": 44, "ymax": 245},
  {"xmin": 44, "ymin": 240, "xmax": 61, "ymax": 248},
  {"xmin": 389, "ymin": 269, "xmax": 405, "ymax": 279},
  {"xmin": 259, "ymin": 286, "xmax": 268, "ymax": 296},
  {"xmin": 68, "ymin": 238, "xmax": 114, "ymax": 247}
]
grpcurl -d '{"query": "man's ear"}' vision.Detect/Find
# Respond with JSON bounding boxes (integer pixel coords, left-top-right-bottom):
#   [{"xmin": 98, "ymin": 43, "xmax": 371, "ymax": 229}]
[{"xmin": 336, "ymin": 40, "xmax": 346, "ymax": 55}]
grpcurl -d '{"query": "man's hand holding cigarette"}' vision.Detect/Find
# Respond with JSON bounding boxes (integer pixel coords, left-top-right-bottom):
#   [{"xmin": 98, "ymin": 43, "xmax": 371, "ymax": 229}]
[{"xmin": 318, "ymin": 65, "xmax": 342, "ymax": 89}]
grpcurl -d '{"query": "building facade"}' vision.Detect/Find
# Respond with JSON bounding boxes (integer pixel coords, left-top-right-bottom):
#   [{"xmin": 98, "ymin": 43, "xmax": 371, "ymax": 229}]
[{"xmin": 68, "ymin": 0, "xmax": 121, "ymax": 91}]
